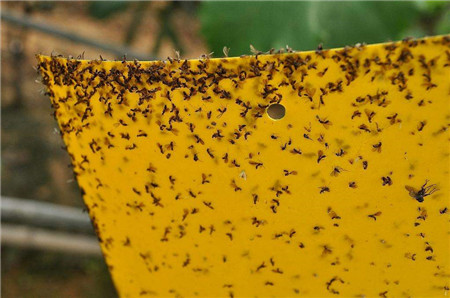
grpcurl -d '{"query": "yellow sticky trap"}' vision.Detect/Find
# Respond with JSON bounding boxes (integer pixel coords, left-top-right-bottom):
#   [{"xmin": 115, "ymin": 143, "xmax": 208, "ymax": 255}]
[{"xmin": 37, "ymin": 36, "xmax": 450, "ymax": 297}]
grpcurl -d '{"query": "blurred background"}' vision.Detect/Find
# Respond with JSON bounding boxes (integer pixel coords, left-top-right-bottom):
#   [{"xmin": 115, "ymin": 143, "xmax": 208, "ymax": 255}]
[{"xmin": 1, "ymin": 1, "xmax": 449, "ymax": 297}]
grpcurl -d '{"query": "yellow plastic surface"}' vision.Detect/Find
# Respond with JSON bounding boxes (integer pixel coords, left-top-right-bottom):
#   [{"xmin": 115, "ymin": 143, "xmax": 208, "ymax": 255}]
[{"xmin": 37, "ymin": 35, "xmax": 450, "ymax": 297}]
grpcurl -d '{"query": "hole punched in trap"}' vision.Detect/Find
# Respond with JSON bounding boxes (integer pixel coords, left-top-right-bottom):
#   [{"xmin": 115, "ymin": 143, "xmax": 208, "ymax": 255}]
[{"xmin": 266, "ymin": 103, "xmax": 286, "ymax": 120}]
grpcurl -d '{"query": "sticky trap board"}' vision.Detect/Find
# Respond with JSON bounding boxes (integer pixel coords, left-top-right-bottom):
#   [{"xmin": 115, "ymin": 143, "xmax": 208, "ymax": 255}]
[{"xmin": 37, "ymin": 35, "xmax": 450, "ymax": 297}]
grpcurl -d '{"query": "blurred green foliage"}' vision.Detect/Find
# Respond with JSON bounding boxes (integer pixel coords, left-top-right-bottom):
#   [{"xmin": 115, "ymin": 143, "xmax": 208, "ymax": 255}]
[
  {"xmin": 88, "ymin": 1, "xmax": 129, "ymax": 19},
  {"xmin": 85, "ymin": 1, "xmax": 449, "ymax": 57},
  {"xmin": 437, "ymin": 9, "xmax": 450, "ymax": 34},
  {"xmin": 199, "ymin": 1, "xmax": 450, "ymax": 56}
]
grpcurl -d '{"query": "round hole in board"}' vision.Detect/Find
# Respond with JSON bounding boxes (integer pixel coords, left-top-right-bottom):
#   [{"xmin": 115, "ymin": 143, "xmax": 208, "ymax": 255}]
[{"xmin": 266, "ymin": 103, "xmax": 286, "ymax": 120}]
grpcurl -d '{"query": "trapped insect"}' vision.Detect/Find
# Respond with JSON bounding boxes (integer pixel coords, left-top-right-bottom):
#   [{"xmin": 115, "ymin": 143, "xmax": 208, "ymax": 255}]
[{"xmin": 405, "ymin": 180, "xmax": 439, "ymax": 203}]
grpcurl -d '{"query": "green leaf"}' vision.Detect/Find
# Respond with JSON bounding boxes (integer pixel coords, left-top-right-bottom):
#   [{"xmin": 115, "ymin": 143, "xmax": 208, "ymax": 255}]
[
  {"xmin": 199, "ymin": 1, "xmax": 422, "ymax": 56},
  {"xmin": 311, "ymin": 1, "xmax": 421, "ymax": 47},
  {"xmin": 415, "ymin": 1, "xmax": 448, "ymax": 14},
  {"xmin": 435, "ymin": 7, "xmax": 450, "ymax": 35},
  {"xmin": 199, "ymin": 2, "xmax": 314, "ymax": 56}
]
